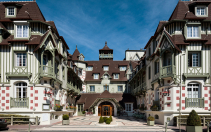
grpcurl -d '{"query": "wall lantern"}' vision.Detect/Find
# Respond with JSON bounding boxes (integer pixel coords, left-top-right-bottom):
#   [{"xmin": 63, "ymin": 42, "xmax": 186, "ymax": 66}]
[
  {"xmin": 162, "ymin": 87, "xmax": 171, "ymax": 96},
  {"xmin": 45, "ymin": 88, "xmax": 52, "ymax": 97}
]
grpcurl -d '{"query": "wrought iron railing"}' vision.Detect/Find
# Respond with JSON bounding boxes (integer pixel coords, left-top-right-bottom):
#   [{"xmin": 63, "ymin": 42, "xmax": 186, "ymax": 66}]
[
  {"xmin": 10, "ymin": 97, "xmax": 29, "ymax": 108},
  {"xmin": 185, "ymin": 97, "xmax": 204, "ymax": 108}
]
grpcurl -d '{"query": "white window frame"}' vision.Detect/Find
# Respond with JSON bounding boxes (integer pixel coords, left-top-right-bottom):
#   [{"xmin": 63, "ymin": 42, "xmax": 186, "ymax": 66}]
[
  {"xmin": 15, "ymin": 53, "xmax": 27, "ymax": 67},
  {"xmin": 15, "ymin": 23, "xmax": 29, "ymax": 38},
  {"xmin": 87, "ymin": 66, "xmax": 93, "ymax": 71},
  {"xmin": 188, "ymin": 52, "xmax": 200, "ymax": 67},
  {"xmin": 94, "ymin": 74, "xmax": 99, "ymax": 79},
  {"xmin": 79, "ymin": 56, "xmax": 84, "ymax": 61},
  {"xmin": 7, "ymin": 6, "xmax": 15, "ymax": 16},
  {"xmin": 197, "ymin": 7, "xmax": 206, "ymax": 16},
  {"xmin": 120, "ymin": 66, "xmax": 126, "ymax": 71},
  {"xmin": 90, "ymin": 86, "xmax": 95, "ymax": 92},
  {"xmin": 125, "ymin": 103, "xmax": 133, "ymax": 112},
  {"xmin": 15, "ymin": 82, "xmax": 27, "ymax": 98},
  {"xmin": 187, "ymin": 83, "xmax": 200, "ymax": 98},
  {"xmin": 118, "ymin": 85, "xmax": 123, "ymax": 91},
  {"xmin": 78, "ymin": 68, "xmax": 82, "ymax": 76},
  {"xmin": 103, "ymin": 66, "xmax": 109, "ymax": 71},
  {"xmin": 114, "ymin": 74, "xmax": 119, "ymax": 79},
  {"xmin": 187, "ymin": 26, "xmax": 199, "ymax": 38}
]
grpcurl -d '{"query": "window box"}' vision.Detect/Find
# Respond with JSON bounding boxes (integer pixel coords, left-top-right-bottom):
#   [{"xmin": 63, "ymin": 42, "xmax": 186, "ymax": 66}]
[{"xmin": 54, "ymin": 105, "xmax": 63, "ymax": 111}]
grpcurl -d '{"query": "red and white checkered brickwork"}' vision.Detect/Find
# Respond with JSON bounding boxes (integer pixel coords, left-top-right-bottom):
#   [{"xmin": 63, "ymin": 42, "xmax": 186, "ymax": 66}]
[
  {"xmin": 0, "ymin": 87, "xmax": 1, "ymax": 110},
  {"xmin": 204, "ymin": 87, "xmax": 210, "ymax": 110},
  {"xmin": 30, "ymin": 87, "xmax": 34, "ymax": 110},
  {"xmin": 159, "ymin": 88, "xmax": 164, "ymax": 110},
  {"xmin": 43, "ymin": 88, "xmax": 55, "ymax": 110},
  {"xmin": 1, "ymin": 87, "xmax": 11, "ymax": 111},
  {"xmin": 180, "ymin": 86, "xmax": 186, "ymax": 110}
]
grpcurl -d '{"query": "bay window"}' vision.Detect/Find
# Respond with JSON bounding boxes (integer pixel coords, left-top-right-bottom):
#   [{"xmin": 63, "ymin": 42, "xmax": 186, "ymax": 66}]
[
  {"xmin": 16, "ymin": 24, "xmax": 29, "ymax": 38},
  {"xmin": 187, "ymin": 26, "xmax": 199, "ymax": 38}
]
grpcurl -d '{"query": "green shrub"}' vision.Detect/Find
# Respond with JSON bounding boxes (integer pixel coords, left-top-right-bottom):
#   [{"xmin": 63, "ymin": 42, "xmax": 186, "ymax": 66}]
[
  {"xmin": 109, "ymin": 115, "xmax": 113, "ymax": 122},
  {"xmin": 63, "ymin": 114, "xmax": 69, "ymax": 120},
  {"xmin": 103, "ymin": 117, "xmax": 108, "ymax": 122},
  {"xmin": 147, "ymin": 116, "xmax": 155, "ymax": 121},
  {"xmin": 99, "ymin": 116, "xmax": 104, "ymax": 123},
  {"xmin": 82, "ymin": 111, "xmax": 85, "ymax": 114},
  {"xmin": 187, "ymin": 110, "xmax": 201, "ymax": 126},
  {"xmin": 106, "ymin": 119, "xmax": 111, "ymax": 124},
  {"xmin": 0, "ymin": 114, "xmax": 29, "ymax": 124}
]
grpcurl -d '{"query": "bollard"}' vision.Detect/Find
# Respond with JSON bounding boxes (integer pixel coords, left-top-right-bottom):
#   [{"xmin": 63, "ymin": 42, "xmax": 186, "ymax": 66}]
[
  {"xmin": 207, "ymin": 121, "xmax": 210, "ymax": 132},
  {"xmin": 28, "ymin": 121, "xmax": 31, "ymax": 132},
  {"xmin": 35, "ymin": 116, "xmax": 38, "ymax": 126},
  {"xmin": 11, "ymin": 116, "xmax": 13, "ymax": 126},
  {"xmin": 165, "ymin": 122, "xmax": 167, "ymax": 132}
]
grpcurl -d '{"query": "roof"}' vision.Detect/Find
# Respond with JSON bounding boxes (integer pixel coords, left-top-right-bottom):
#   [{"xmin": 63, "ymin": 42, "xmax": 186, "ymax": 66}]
[
  {"xmin": 77, "ymin": 90, "xmax": 137, "ymax": 109},
  {"xmin": 99, "ymin": 42, "xmax": 113, "ymax": 51},
  {"xmin": 163, "ymin": 30, "xmax": 181, "ymax": 52},
  {"xmin": 72, "ymin": 47, "xmax": 80, "ymax": 61},
  {"xmin": 85, "ymin": 60, "xmax": 137, "ymax": 81},
  {"xmin": 0, "ymin": 1, "xmax": 45, "ymax": 21}
]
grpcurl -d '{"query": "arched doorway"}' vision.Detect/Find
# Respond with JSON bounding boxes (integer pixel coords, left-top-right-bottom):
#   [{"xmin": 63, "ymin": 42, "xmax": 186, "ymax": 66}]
[{"xmin": 98, "ymin": 101, "xmax": 114, "ymax": 116}]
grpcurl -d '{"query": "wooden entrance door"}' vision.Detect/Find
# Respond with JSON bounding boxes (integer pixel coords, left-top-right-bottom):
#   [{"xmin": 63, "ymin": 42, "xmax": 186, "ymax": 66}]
[{"xmin": 102, "ymin": 105, "xmax": 112, "ymax": 116}]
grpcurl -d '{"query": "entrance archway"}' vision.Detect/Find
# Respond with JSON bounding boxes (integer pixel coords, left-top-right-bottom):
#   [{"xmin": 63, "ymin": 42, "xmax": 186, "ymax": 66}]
[{"xmin": 98, "ymin": 101, "xmax": 114, "ymax": 116}]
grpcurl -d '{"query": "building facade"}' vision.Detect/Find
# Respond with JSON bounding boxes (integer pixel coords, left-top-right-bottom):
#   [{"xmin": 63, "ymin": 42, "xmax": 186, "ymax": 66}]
[
  {"xmin": 129, "ymin": 0, "xmax": 211, "ymax": 126},
  {"xmin": 0, "ymin": 1, "xmax": 83, "ymax": 125}
]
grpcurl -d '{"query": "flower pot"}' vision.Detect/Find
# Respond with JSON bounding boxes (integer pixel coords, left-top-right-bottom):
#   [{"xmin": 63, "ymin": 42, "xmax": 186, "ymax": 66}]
[
  {"xmin": 62, "ymin": 120, "xmax": 69, "ymax": 125},
  {"xmin": 186, "ymin": 126, "xmax": 202, "ymax": 132},
  {"xmin": 147, "ymin": 121, "xmax": 154, "ymax": 126}
]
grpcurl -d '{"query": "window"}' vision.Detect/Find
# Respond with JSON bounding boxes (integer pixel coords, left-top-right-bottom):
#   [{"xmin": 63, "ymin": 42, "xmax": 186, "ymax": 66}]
[
  {"xmin": 188, "ymin": 52, "xmax": 200, "ymax": 67},
  {"xmin": 187, "ymin": 83, "xmax": 200, "ymax": 98},
  {"xmin": 155, "ymin": 61, "xmax": 159, "ymax": 74},
  {"xmin": 104, "ymin": 85, "xmax": 109, "ymax": 91},
  {"xmin": 125, "ymin": 103, "xmax": 133, "ymax": 112},
  {"xmin": 90, "ymin": 86, "xmax": 95, "ymax": 92},
  {"xmin": 79, "ymin": 56, "xmax": 84, "ymax": 61},
  {"xmin": 118, "ymin": 86, "xmax": 123, "ymax": 91},
  {"xmin": 114, "ymin": 74, "xmax": 119, "ymax": 79},
  {"xmin": 187, "ymin": 26, "xmax": 199, "ymax": 38},
  {"xmin": 94, "ymin": 74, "xmax": 99, "ymax": 79},
  {"xmin": 148, "ymin": 67, "xmax": 151, "ymax": 79},
  {"xmin": 103, "ymin": 66, "xmax": 109, "ymax": 71},
  {"xmin": 87, "ymin": 66, "xmax": 93, "ymax": 71},
  {"xmin": 7, "ymin": 7, "xmax": 15, "ymax": 16},
  {"xmin": 16, "ymin": 25, "xmax": 29, "ymax": 38},
  {"xmin": 15, "ymin": 82, "xmax": 27, "ymax": 98},
  {"xmin": 78, "ymin": 68, "xmax": 82, "ymax": 76},
  {"xmin": 16, "ymin": 53, "xmax": 27, "ymax": 66},
  {"xmin": 120, "ymin": 66, "xmax": 127, "ymax": 71},
  {"xmin": 197, "ymin": 7, "xmax": 206, "ymax": 16}
]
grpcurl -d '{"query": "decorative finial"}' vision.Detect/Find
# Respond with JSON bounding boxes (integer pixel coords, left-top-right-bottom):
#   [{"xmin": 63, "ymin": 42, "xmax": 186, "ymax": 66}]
[
  {"xmin": 105, "ymin": 41, "xmax": 107, "ymax": 46},
  {"xmin": 76, "ymin": 45, "xmax": 77, "ymax": 49}
]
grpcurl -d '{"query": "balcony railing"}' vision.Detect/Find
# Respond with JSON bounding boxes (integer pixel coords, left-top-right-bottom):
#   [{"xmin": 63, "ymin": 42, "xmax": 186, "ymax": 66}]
[
  {"xmin": 160, "ymin": 65, "xmax": 176, "ymax": 78},
  {"xmin": 6, "ymin": 67, "xmax": 31, "ymax": 77},
  {"xmin": 184, "ymin": 67, "xmax": 209, "ymax": 78},
  {"xmin": 132, "ymin": 82, "xmax": 146, "ymax": 95},
  {"xmin": 10, "ymin": 97, "xmax": 29, "ymax": 108},
  {"xmin": 185, "ymin": 97, "xmax": 204, "ymax": 108},
  {"xmin": 40, "ymin": 66, "xmax": 54, "ymax": 78}
]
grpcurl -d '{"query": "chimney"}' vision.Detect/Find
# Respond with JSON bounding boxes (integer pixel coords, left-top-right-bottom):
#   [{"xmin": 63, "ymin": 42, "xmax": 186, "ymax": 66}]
[{"xmin": 105, "ymin": 41, "xmax": 107, "ymax": 46}]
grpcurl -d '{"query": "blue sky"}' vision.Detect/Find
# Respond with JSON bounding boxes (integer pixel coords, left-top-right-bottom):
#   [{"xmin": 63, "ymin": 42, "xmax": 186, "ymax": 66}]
[{"xmin": 36, "ymin": 0, "xmax": 178, "ymax": 60}]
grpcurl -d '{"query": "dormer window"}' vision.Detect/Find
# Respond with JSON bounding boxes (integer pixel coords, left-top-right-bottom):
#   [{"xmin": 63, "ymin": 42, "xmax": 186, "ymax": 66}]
[
  {"xmin": 197, "ymin": 7, "xmax": 205, "ymax": 15},
  {"xmin": 114, "ymin": 74, "xmax": 119, "ymax": 79},
  {"xmin": 79, "ymin": 56, "xmax": 84, "ymax": 61},
  {"xmin": 187, "ymin": 26, "xmax": 199, "ymax": 38},
  {"xmin": 7, "ymin": 7, "xmax": 15, "ymax": 16},
  {"xmin": 94, "ymin": 74, "xmax": 99, "ymax": 79},
  {"xmin": 15, "ymin": 23, "xmax": 29, "ymax": 38},
  {"xmin": 103, "ymin": 66, "xmax": 109, "ymax": 71},
  {"xmin": 87, "ymin": 66, "xmax": 93, "ymax": 71},
  {"xmin": 120, "ymin": 66, "xmax": 126, "ymax": 71}
]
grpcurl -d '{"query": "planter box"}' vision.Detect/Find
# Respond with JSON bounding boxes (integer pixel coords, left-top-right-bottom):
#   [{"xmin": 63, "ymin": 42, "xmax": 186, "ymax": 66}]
[
  {"xmin": 62, "ymin": 120, "xmax": 69, "ymax": 125},
  {"xmin": 186, "ymin": 126, "xmax": 202, "ymax": 132},
  {"xmin": 54, "ymin": 106, "xmax": 63, "ymax": 111},
  {"xmin": 147, "ymin": 121, "xmax": 154, "ymax": 126}
]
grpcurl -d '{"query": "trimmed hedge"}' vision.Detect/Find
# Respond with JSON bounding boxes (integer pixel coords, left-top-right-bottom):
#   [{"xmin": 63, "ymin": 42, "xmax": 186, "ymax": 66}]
[
  {"xmin": 106, "ymin": 119, "xmax": 111, "ymax": 124},
  {"xmin": 99, "ymin": 116, "xmax": 104, "ymax": 123},
  {"xmin": 0, "ymin": 114, "xmax": 29, "ymax": 124},
  {"xmin": 187, "ymin": 110, "xmax": 201, "ymax": 126},
  {"xmin": 103, "ymin": 117, "xmax": 108, "ymax": 122},
  {"xmin": 109, "ymin": 115, "xmax": 113, "ymax": 121},
  {"xmin": 63, "ymin": 114, "xmax": 69, "ymax": 120}
]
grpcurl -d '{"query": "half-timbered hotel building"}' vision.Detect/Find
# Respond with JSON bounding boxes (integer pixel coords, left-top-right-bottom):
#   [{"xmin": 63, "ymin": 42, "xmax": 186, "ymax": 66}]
[
  {"xmin": 129, "ymin": 0, "xmax": 211, "ymax": 126},
  {"xmin": 0, "ymin": 0, "xmax": 83, "ymax": 125}
]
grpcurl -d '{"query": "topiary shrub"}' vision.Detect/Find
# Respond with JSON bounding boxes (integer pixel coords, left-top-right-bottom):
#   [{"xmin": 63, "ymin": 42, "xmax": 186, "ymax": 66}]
[
  {"xmin": 187, "ymin": 110, "xmax": 201, "ymax": 126},
  {"xmin": 99, "ymin": 116, "xmax": 104, "ymax": 123},
  {"xmin": 109, "ymin": 115, "xmax": 113, "ymax": 122},
  {"xmin": 103, "ymin": 117, "xmax": 108, "ymax": 122},
  {"xmin": 147, "ymin": 116, "xmax": 155, "ymax": 121},
  {"xmin": 106, "ymin": 118, "xmax": 111, "ymax": 124},
  {"xmin": 82, "ymin": 111, "xmax": 85, "ymax": 114},
  {"xmin": 63, "ymin": 114, "xmax": 69, "ymax": 120}
]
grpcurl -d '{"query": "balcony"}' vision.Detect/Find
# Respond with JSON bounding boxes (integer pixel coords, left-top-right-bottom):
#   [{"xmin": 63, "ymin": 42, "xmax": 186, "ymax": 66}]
[
  {"xmin": 40, "ymin": 66, "xmax": 54, "ymax": 78},
  {"xmin": 184, "ymin": 67, "xmax": 209, "ymax": 78},
  {"xmin": 160, "ymin": 65, "xmax": 176, "ymax": 78},
  {"xmin": 185, "ymin": 97, "xmax": 204, "ymax": 108},
  {"xmin": 67, "ymin": 83, "xmax": 80, "ymax": 94},
  {"xmin": 132, "ymin": 82, "xmax": 146, "ymax": 96},
  {"xmin": 6, "ymin": 67, "xmax": 31, "ymax": 78},
  {"xmin": 10, "ymin": 97, "xmax": 29, "ymax": 108}
]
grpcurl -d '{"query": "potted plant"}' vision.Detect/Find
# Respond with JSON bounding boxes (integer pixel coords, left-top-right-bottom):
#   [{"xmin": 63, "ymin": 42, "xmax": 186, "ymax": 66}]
[
  {"xmin": 150, "ymin": 105, "xmax": 159, "ymax": 111},
  {"xmin": 147, "ymin": 116, "xmax": 155, "ymax": 126},
  {"xmin": 54, "ymin": 104, "xmax": 63, "ymax": 111},
  {"xmin": 186, "ymin": 110, "xmax": 202, "ymax": 132},
  {"xmin": 62, "ymin": 114, "xmax": 69, "ymax": 125}
]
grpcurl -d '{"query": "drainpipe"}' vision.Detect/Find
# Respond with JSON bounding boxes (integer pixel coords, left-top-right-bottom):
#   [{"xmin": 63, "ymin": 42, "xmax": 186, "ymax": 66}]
[{"xmin": 179, "ymin": 54, "xmax": 182, "ymax": 132}]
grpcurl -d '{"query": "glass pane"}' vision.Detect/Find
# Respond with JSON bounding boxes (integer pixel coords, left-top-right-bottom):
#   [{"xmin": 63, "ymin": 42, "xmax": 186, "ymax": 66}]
[
  {"xmin": 17, "ymin": 25, "xmax": 22, "ymax": 37},
  {"xmin": 187, "ymin": 26, "xmax": 192, "ymax": 37},
  {"xmin": 23, "ymin": 25, "xmax": 28, "ymax": 37},
  {"xmin": 197, "ymin": 8, "xmax": 200, "ymax": 15}
]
